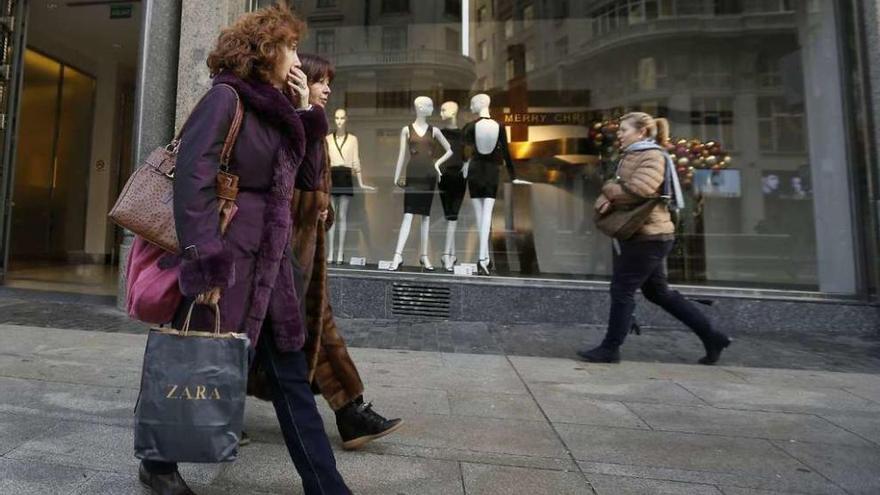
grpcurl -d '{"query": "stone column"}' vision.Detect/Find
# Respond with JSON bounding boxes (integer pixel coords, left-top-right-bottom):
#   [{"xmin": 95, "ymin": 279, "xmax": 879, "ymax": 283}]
[
  {"xmin": 175, "ymin": 0, "xmax": 248, "ymax": 130},
  {"xmin": 119, "ymin": 0, "xmax": 183, "ymax": 309},
  {"xmin": 864, "ymin": 0, "xmax": 880, "ymax": 295},
  {"xmin": 797, "ymin": 0, "xmax": 858, "ymax": 294}
]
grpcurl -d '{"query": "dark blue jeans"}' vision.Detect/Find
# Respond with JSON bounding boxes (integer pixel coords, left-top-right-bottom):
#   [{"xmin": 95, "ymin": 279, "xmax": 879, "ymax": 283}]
[
  {"xmin": 143, "ymin": 332, "xmax": 350, "ymax": 495},
  {"xmin": 601, "ymin": 239, "xmax": 714, "ymax": 350}
]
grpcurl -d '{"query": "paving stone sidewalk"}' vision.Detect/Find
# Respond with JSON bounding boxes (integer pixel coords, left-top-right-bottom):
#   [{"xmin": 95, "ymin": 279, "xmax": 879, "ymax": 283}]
[
  {"xmin": 0, "ymin": 291, "xmax": 878, "ymax": 374},
  {"xmin": 1, "ymin": 323, "xmax": 879, "ymax": 494}
]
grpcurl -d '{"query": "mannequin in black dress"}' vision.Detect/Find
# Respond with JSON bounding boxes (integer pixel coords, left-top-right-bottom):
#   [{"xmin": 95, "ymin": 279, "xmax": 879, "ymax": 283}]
[
  {"xmin": 463, "ymin": 93, "xmax": 532, "ymax": 275},
  {"xmin": 389, "ymin": 96, "xmax": 453, "ymax": 271},
  {"xmin": 438, "ymin": 101, "xmax": 466, "ymax": 272}
]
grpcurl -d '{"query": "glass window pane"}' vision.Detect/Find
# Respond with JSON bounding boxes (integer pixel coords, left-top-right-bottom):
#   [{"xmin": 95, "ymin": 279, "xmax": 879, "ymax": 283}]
[{"xmin": 253, "ymin": 0, "xmax": 867, "ymax": 294}]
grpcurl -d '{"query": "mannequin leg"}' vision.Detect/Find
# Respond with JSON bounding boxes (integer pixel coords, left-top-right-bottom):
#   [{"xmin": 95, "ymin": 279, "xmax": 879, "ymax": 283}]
[
  {"xmin": 327, "ymin": 196, "xmax": 339, "ymax": 263},
  {"xmin": 419, "ymin": 216, "xmax": 431, "ymax": 257},
  {"xmin": 479, "ymin": 199, "xmax": 496, "ymax": 261},
  {"xmin": 336, "ymin": 196, "xmax": 351, "ymax": 264},
  {"xmin": 418, "ymin": 215, "xmax": 434, "ymax": 270},
  {"xmin": 445, "ymin": 221, "xmax": 457, "ymax": 256},
  {"xmin": 471, "ymin": 198, "xmax": 483, "ymax": 261},
  {"xmin": 391, "ymin": 213, "xmax": 413, "ymax": 269}
]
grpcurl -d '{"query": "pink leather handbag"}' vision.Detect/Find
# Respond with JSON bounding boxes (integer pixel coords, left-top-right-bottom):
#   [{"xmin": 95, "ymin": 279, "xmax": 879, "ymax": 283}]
[{"xmin": 125, "ymin": 236, "xmax": 182, "ymax": 324}]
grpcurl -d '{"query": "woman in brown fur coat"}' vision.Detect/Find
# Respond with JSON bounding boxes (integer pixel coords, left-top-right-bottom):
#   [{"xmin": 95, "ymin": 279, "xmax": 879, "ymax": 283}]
[
  {"xmin": 579, "ymin": 112, "xmax": 732, "ymax": 365},
  {"xmin": 287, "ymin": 54, "xmax": 402, "ymax": 450}
]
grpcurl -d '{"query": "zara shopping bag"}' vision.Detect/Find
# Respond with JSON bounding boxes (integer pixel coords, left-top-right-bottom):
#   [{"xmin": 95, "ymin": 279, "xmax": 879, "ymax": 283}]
[{"xmin": 134, "ymin": 303, "xmax": 249, "ymax": 463}]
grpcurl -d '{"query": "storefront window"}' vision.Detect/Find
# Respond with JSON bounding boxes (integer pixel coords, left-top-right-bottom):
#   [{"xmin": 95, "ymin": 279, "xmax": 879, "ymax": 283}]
[{"xmin": 251, "ymin": 0, "xmax": 866, "ymax": 295}]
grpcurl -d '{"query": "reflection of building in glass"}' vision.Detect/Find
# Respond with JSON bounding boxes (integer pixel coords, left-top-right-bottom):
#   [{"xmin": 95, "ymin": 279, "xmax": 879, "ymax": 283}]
[{"xmin": 468, "ymin": 0, "xmax": 817, "ymax": 287}]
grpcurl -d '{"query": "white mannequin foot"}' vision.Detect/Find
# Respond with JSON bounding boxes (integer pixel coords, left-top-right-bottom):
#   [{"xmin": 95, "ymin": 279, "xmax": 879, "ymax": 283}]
[
  {"xmin": 477, "ymin": 258, "xmax": 491, "ymax": 276},
  {"xmin": 391, "ymin": 253, "xmax": 404, "ymax": 271},
  {"xmin": 441, "ymin": 254, "xmax": 457, "ymax": 272},
  {"xmin": 336, "ymin": 254, "xmax": 345, "ymax": 265},
  {"xmin": 327, "ymin": 255, "xmax": 334, "ymax": 264},
  {"xmin": 419, "ymin": 255, "xmax": 435, "ymax": 272}
]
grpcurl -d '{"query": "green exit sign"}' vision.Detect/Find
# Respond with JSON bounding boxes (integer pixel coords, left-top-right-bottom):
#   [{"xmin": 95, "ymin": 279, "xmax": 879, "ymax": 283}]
[{"xmin": 110, "ymin": 4, "xmax": 133, "ymax": 19}]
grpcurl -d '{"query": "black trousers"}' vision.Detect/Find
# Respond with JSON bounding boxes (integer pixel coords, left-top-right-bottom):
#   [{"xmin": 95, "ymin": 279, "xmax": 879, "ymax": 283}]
[
  {"xmin": 601, "ymin": 239, "xmax": 714, "ymax": 350},
  {"xmin": 143, "ymin": 332, "xmax": 351, "ymax": 495}
]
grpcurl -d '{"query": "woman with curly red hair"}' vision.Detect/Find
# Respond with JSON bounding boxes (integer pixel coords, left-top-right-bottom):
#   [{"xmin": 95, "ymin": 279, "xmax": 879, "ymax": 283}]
[{"xmin": 135, "ymin": 4, "xmax": 350, "ymax": 495}]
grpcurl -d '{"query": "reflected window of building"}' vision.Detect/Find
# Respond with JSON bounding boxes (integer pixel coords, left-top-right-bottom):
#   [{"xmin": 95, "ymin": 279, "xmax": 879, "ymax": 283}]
[
  {"xmin": 504, "ymin": 18, "xmax": 514, "ymax": 39},
  {"xmin": 744, "ymin": 0, "xmax": 793, "ymax": 13},
  {"xmin": 382, "ymin": 26, "xmax": 407, "ymax": 51},
  {"xmin": 445, "ymin": 0, "xmax": 461, "ymax": 19},
  {"xmin": 555, "ymin": 36, "xmax": 568, "ymax": 57},
  {"xmin": 446, "ymin": 28, "xmax": 460, "ymax": 52},
  {"xmin": 478, "ymin": 40, "xmax": 488, "ymax": 61},
  {"xmin": 757, "ymin": 97, "xmax": 805, "ymax": 153},
  {"xmin": 691, "ymin": 98, "xmax": 736, "ymax": 149},
  {"xmin": 525, "ymin": 48, "xmax": 535, "ymax": 72},
  {"xmin": 381, "ymin": 0, "xmax": 409, "ymax": 15},
  {"xmin": 714, "ymin": 0, "xmax": 744, "ymax": 15},
  {"xmin": 476, "ymin": 5, "xmax": 487, "ymax": 24},
  {"xmin": 505, "ymin": 57, "xmax": 515, "ymax": 81},
  {"xmin": 316, "ymin": 30, "xmax": 335, "ymax": 54},
  {"xmin": 523, "ymin": 4, "xmax": 535, "ymax": 29}
]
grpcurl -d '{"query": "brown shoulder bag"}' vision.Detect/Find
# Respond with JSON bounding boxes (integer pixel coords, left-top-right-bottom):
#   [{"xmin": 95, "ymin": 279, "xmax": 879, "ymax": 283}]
[{"xmin": 109, "ymin": 84, "xmax": 244, "ymax": 253}]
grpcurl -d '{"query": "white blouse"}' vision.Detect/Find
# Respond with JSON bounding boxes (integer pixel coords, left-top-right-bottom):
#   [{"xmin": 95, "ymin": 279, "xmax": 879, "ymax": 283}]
[{"xmin": 326, "ymin": 133, "xmax": 361, "ymax": 173}]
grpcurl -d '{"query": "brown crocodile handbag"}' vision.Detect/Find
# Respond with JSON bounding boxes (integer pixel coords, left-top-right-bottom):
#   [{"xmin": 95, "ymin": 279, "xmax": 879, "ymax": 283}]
[{"xmin": 109, "ymin": 85, "xmax": 244, "ymax": 253}]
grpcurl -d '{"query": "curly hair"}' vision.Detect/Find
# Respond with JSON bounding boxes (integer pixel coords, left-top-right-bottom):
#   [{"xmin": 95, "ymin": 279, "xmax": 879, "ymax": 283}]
[
  {"xmin": 299, "ymin": 53, "xmax": 335, "ymax": 85},
  {"xmin": 207, "ymin": 3, "xmax": 306, "ymax": 83}
]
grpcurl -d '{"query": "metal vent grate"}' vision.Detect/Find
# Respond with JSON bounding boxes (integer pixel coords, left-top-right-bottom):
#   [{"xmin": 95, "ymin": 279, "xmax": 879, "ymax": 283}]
[{"xmin": 391, "ymin": 282, "xmax": 451, "ymax": 318}]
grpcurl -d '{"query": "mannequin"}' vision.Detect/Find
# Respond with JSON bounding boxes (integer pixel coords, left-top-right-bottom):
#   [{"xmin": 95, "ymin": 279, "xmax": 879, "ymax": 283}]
[
  {"xmin": 438, "ymin": 101, "xmax": 466, "ymax": 272},
  {"xmin": 389, "ymin": 96, "xmax": 453, "ymax": 271},
  {"xmin": 463, "ymin": 94, "xmax": 532, "ymax": 275},
  {"xmin": 326, "ymin": 109, "xmax": 374, "ymax": 264}
]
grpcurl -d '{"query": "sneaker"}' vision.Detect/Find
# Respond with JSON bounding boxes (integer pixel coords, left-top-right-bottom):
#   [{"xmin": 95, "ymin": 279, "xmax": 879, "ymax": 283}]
[
  {"xmin": 239, "ymin": 431, "xmax": 251, "ymax": 446},
  {"xmin": 336, "ymin": 401, "xmax": 403, "ymax": 450},
  {"xmin": 577, "ymin": 345, "xmax": 621, "ymax": 363}
]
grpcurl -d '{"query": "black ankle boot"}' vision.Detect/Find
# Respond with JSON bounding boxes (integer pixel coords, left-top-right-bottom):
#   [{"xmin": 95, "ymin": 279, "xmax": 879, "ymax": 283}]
[
  {"xmin": 698, "ymin": 333, "xmax": 732, "ymax": 365},
  {"xmin": 577, "ymin": 345, "xmax": 621, "ymax": 363},
  {"xmin": 139, "ymin": 462, "xmax": 196, "ymax": 495},
  {"xmin": 335, "ymin": 399, "xmax": 404, "ymax": 450}
]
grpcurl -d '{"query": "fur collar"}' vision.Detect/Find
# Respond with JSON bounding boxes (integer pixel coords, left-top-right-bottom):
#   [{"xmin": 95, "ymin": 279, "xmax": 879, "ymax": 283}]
[{"xmin": 212, "ymin": 72, "xmax": 302, "ymax": 144}]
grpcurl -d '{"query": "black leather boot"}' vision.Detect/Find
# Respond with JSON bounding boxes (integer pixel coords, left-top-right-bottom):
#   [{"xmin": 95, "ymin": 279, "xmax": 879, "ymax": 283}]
[
  {"xmin": 139, "ymin": 462, "xmax": 196, "ymax": 495},
  {"xmin": 698, "ymin": 333, "xmax": 732, "ymax": 365},
  {"xmin": 577, "ymin": 345, "xmax": 621, "ymax": 363},
  {"xmin": 335, "ymin": 399, "xmax": 403, "ymax": 450}
]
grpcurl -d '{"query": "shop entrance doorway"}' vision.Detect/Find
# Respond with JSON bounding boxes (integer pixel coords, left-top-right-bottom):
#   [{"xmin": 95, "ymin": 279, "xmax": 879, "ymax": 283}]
[{"xmin": 0, "ymin": 0, "xmax": 141, "ymax": 296}]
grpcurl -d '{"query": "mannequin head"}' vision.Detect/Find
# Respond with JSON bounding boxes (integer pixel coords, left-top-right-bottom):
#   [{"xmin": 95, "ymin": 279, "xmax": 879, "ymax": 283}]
[
  {"xmin": 414, "ymin": 96, "xmax": 434, "ymax": 118},
  {"xmin": 440, "ymin": 101, "xmax": 459, "ymax": 121},
  {"xmin": 470, "ymin": 93, "xmax": 491, "ymax": 114},
  {"xmin": 334, "ymin": 109, "xmax": 347, "ymax": 131}
]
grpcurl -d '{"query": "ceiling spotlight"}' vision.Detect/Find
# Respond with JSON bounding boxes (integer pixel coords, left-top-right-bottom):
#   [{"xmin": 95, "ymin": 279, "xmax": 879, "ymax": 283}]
[
  {"xmin": 46, "ymin": 1, "xmax": 59, "ymax": 9},
  {"xmin": 112, "ymin": 43, "xmax": 123, "ymax": 49}
]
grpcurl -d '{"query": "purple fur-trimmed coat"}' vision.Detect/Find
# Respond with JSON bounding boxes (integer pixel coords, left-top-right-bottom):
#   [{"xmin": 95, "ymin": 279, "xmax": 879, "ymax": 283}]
[{"xmin": 171, "ymin": 73, "xmax": 327, "ymax": 352}]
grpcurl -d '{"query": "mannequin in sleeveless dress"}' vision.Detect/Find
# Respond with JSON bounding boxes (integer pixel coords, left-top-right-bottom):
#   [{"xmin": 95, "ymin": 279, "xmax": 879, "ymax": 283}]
[
  {"xmin": 463, "ymin": 94, "xmax": 532, "ymax": 275},
  {"xmin": 389, "ymin": 97, "xmax": 453, "ymax": 271},
  {"xmin": 327, "ymin": 109, "xmax": 375, "ymax": 264}
]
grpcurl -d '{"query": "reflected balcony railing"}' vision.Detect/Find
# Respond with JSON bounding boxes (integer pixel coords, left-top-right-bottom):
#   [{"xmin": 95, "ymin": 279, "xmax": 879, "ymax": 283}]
[
  {"xmin": 333, "ymin": 49, "xmax": 477, "ymax": 72},
  {"xmin": 579, "ymin": 12, "xmax": 797, "ymax": 55}
]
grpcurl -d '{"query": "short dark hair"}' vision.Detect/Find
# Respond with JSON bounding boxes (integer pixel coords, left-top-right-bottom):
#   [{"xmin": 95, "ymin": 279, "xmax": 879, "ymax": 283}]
[{"xmin": 299, "ymin": 53, "xmax": 335, "ymax": 85}]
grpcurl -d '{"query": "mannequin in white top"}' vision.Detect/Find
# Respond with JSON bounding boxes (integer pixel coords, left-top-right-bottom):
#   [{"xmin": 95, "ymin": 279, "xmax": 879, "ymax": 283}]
[
  {"xmin": 326, "ymin": 109, "xmax": 374, "ymax": 264},
  {"xmin": 463, "ymin": 94, "xmax": 532, "ymax": 275},
  {"xmin": 389, "ymin": 96, "xmax": 453, "ymax": 271}
]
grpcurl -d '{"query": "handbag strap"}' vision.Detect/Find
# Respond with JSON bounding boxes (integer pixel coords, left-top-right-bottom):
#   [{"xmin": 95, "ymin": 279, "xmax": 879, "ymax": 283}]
[{"xmin": 167, "ymin": 83, "xmax": 245, "ymax": 173}]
